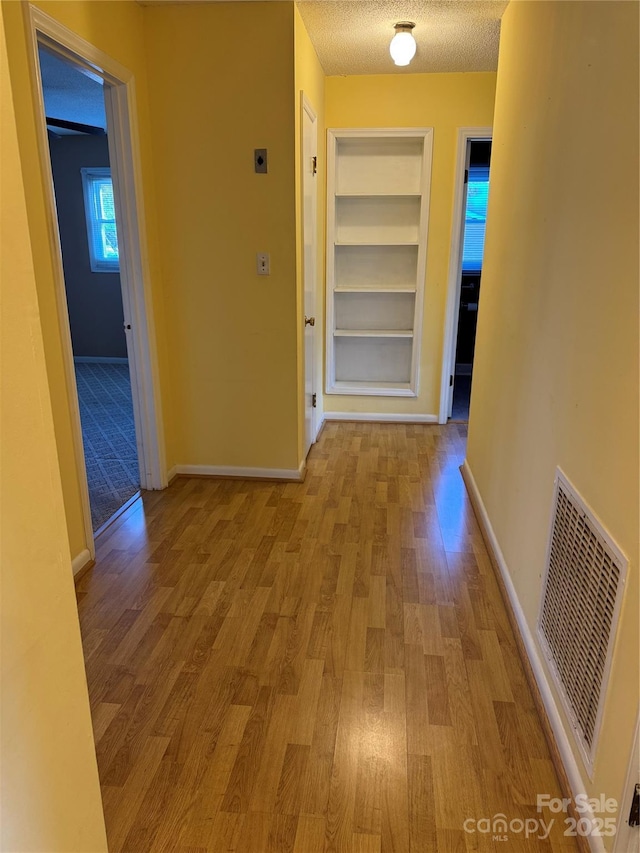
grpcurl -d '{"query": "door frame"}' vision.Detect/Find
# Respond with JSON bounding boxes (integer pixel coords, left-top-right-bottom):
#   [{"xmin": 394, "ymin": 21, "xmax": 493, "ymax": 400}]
[
  {"xmin": 300, "ymin": 91, "xmax": 318, "ymax": 452},
  {"xmin": 439, "ymin": 126, "xmax": 492, "ymax": 424},
  {"xmin": 25, "ymin": 5, "xmax": 167, "ymax": 565},
  {"xmin": 614, "ymin": 711, "xmax": 639, "ymax": 852}
]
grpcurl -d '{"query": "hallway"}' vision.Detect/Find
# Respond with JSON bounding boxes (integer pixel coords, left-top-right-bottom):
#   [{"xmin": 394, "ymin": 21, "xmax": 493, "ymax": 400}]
[{"xmin": 76, "ymin": 422, "xmax": 577, "ymax": 852}]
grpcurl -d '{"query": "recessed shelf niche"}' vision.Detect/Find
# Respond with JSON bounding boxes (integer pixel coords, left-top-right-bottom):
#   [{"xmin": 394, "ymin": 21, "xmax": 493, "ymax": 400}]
[{"xmin": 326, "ymin": 128, "xmax": 433, "ymax": 397}]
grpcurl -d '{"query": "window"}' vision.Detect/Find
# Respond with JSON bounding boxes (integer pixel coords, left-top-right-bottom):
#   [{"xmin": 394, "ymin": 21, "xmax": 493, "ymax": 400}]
[
  {"xmin": 462, "ymin": 166, "xmax": 490, "ymax": 273},
  {"xmin": 81, "ymin": 167, "xmax": 119, "ymax": 272}
]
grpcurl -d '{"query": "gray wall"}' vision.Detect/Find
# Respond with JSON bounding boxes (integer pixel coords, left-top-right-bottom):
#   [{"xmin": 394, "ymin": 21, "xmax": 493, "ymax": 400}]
[{"xmin": 49, "ymin": 134, "xmax": 127, "ymax": 358}]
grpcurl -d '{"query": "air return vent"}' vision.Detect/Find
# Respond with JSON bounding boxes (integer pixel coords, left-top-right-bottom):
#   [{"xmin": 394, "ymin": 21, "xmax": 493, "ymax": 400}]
[{"xmin": 538, "ymin": 469, "xmax": 627, "ymax": 774}]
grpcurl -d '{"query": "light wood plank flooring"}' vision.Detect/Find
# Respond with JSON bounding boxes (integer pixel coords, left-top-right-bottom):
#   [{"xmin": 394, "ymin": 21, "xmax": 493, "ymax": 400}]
[{"xmin": 77, "ymin": 422, "xmax": 578, "ymax": 852}]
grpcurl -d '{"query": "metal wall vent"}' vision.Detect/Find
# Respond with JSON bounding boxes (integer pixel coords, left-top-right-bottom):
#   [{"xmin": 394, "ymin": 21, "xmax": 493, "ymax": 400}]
[{"xmin": 538, "ymin": 469, "xmax": 627, "ymax": 774}]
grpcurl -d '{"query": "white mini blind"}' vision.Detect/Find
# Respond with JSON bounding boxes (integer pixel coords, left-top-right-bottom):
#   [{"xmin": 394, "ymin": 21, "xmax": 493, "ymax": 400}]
[{"xmin": 462, "ymin": 166, "xmax": 489, "ymax": 272}]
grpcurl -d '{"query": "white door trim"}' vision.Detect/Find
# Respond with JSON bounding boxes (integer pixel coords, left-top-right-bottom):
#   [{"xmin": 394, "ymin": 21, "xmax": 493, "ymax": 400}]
[
  {"xmin": 103, "ymin": 78, "xmax": 166, "ymax": 489},
  {"xmin": 300, "ymin": 92, "xmax": 319, "ymax": 449},
  {"xmin": 25, "ymin": 5, "xmax": 167, "ymax": 563},
  {"xmin": 614, "ymin": 711, "xmax": 639, "ymax": 852},
  {"xmin": 438, "ymin": 127, "xmax": 492, "ymax": 424}
]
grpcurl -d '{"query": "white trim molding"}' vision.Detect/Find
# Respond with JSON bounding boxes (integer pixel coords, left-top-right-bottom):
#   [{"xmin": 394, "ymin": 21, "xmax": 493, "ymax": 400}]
[
  {"xmin": 614, "ymin": 711, "xmax": 640, "ymax": 852},
  {"xmin": 461, "ymin": 459, "xmax": 606, "ymax": 853},
  {"xmin": 300, "ymin": 91, "xmax": 319, "ymax": 456},
  {"xmin": 170, "ymin": 462, "xmax": 306, "ymax": 482},
  {"xmin": 71, "ymin": 549, "xmax": 93, "ymax": 578},
  {"xmin": 103, "ymin": 76, "xmax": 167, "ymax": 490},
  {"xmin": 313, "ymin": 412, "xmax": 326, "ymax": 439},
  {"xmin": 324, "ymin": 412, "xmax": 438, "ymax": 424},
  {"xmin": 439, "ymin": 127, "xmax": 492, "ymax": 424}
]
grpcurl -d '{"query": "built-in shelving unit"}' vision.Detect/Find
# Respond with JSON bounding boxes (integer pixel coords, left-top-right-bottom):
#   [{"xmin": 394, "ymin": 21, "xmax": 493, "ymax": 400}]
[{"xmin": 326, "ymin": 129, "xmax": 433, "ymax": 397}]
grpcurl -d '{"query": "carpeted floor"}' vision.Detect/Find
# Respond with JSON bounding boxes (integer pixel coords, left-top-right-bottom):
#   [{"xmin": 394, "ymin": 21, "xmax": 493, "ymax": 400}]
[{"xmin": 74, "ymin": 361, "xmax": 139, "ymax": 531}]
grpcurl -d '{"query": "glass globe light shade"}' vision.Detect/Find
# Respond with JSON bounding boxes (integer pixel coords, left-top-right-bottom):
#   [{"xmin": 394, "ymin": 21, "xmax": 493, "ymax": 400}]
[{"xmin": 389, "ymin": 30, "xmax": 416, "ymax": 66}]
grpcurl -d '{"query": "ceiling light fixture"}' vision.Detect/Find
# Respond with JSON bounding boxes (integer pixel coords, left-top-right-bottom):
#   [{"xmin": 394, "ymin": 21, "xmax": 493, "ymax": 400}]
[{"xmin": 390, "ymin": 21, "xmax": 417, "ymax": 67}]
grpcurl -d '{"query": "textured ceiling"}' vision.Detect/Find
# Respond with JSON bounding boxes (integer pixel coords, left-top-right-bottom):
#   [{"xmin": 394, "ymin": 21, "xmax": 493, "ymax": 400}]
[
  {"xmin": 39, "ymin": 46, "xmax": 106, "ymax": 133},
  {"xmin": 37, "ymin": 3, "xmax": 504, "ymax": 130},
  {"xmin": 297, "ymin": 1, "xmax": 508, "ymax": 76},
  {"xmin": 138, "ymin": 0, "xmax": 508, "ymax": 76}
]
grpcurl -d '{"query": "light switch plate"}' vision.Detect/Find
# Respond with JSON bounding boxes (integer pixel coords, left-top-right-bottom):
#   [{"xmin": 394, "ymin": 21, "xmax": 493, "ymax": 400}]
[{"xmin": 254, "ymin": 149, "xmax": 268, "ymax": 173}]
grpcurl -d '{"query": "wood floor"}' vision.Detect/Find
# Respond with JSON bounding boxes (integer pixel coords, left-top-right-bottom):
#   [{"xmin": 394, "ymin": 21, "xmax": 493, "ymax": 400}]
[{"xmin": 77, "ymin": 422, "xmax": 578, "ymax": 852}]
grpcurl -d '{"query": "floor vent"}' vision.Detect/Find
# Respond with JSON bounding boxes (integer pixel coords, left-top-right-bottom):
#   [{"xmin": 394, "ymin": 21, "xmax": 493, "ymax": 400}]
[{"xmin": 538, "ymin": 469, "xmax": 627, "ymax": 773}]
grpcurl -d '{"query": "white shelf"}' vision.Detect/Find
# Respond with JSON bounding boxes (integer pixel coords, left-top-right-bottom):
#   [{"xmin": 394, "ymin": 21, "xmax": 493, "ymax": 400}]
[
  {"xmin": 335, "ymin": 241, "xmax": 418, "ymax": 247},
  {"xmin": 335, "ymin": 244, "xmax": 418, "ymax": 291},
  {"xmin": 335, "ymin": 291, "xmax": 415, "ymax": 332},
  {"xmin": 335, "ymin": 136, "xmax": 424, "ymax": 195},
  {"xmin": 334, "ymin": 335, "xmax": 413, "ymax": 384},
  {"xmin": 334, "ymin": 287, "xmax": 417, "ymax": 293},
  {"xmin": 335, "ymin": 195, "xmax": 421, "ymax": 244},
  {"xmin": 326, "ymin": 128, "xmax": 433, "ymax": 398},
  {"xmin": 334, "ymin": 329, "xmax": 413, "ymax": 338},
  {"xmin": 335, "ymin": 192, "xmax": 421, "ymax": 198},
  {"xmin": 330, "ymin": 381, "xmax": 416, "ymax": 397}
]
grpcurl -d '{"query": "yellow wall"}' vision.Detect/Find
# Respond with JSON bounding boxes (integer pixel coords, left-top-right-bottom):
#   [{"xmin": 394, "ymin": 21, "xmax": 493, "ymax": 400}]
[
  {"xmin": 466, "ymin": 1, "xmax": 639, "ymax": 841},
  {"xmin": 0, "ymin": 4, "xmax": 107, "ymax": 848},
  {"xmin": 144, "ymin": 1, "xmax": 300, "ymax": 472},
  {"xmin": 324, "ymin": 72, "xmax": 496, "ymax": 416},
  {"xmin": 2, "ymin": 0, "xmax": 173, "ymax": 563},
  {"xmin": 294, "ymin": 5, "xmax": 325, "ymax": 460}
]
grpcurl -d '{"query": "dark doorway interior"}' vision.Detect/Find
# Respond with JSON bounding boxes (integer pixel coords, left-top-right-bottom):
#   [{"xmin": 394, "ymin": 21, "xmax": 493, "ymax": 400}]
[{"xmin": 451, "ymin": 140, "xmax": 491, "ymax": 421}]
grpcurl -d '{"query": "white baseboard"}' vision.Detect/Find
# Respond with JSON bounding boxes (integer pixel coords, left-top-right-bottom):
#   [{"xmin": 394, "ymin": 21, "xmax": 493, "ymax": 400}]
[
  {"xmin": 324, "ymin": 412, "xmax": 438, "ymax": 424},
  {"xmin": 313, "ymin": 412, "xmax": 325, "ymax": 442},
  {"xmin": 169, "ymin": 461, "xmax": 306, "ymax": 482},
  {"xmin": 461, "ymin": 460, "xmax": 604, "ymax": 853},
  {"xmin": 73, "ymin": 356, "xmax": 129, "ymax": 364},
  {"xmin": 71, "ymin": 548, "xmax": 92, "ymax": 577}
]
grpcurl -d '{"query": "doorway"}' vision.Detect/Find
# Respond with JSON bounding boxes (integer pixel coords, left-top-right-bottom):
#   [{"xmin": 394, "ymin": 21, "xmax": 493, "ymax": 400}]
[
  {"xmin": 27, "ymin": 5, "xmax": 167, "ymax": 568},
  {"xmin": 39, "ymin": 45, "xmax": 140, "ymax": 532},
  {"xmin": 439, "ymin": 128, "xmax": 492, "ymax": 424},
  {"xmin": 452, "ymin": 140, "xmax": 491, "ymax": 420}
]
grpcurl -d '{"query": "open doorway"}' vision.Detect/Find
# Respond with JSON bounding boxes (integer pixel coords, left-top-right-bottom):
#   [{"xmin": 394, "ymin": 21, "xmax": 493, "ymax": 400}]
[
  {"xmin": 38, "ymin": 45, "xmax": 140, "ymax": 533},
  {"xmin": 451, "ymin": 140, "xmax": 491, "ymax": 420},
  {"xmin": 26, "ymin": 4, "xmax": 167, "ymax": 572},
  {"xmin": 440, "ymin": 128, "xmax": 492, "ymax": 424}
]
